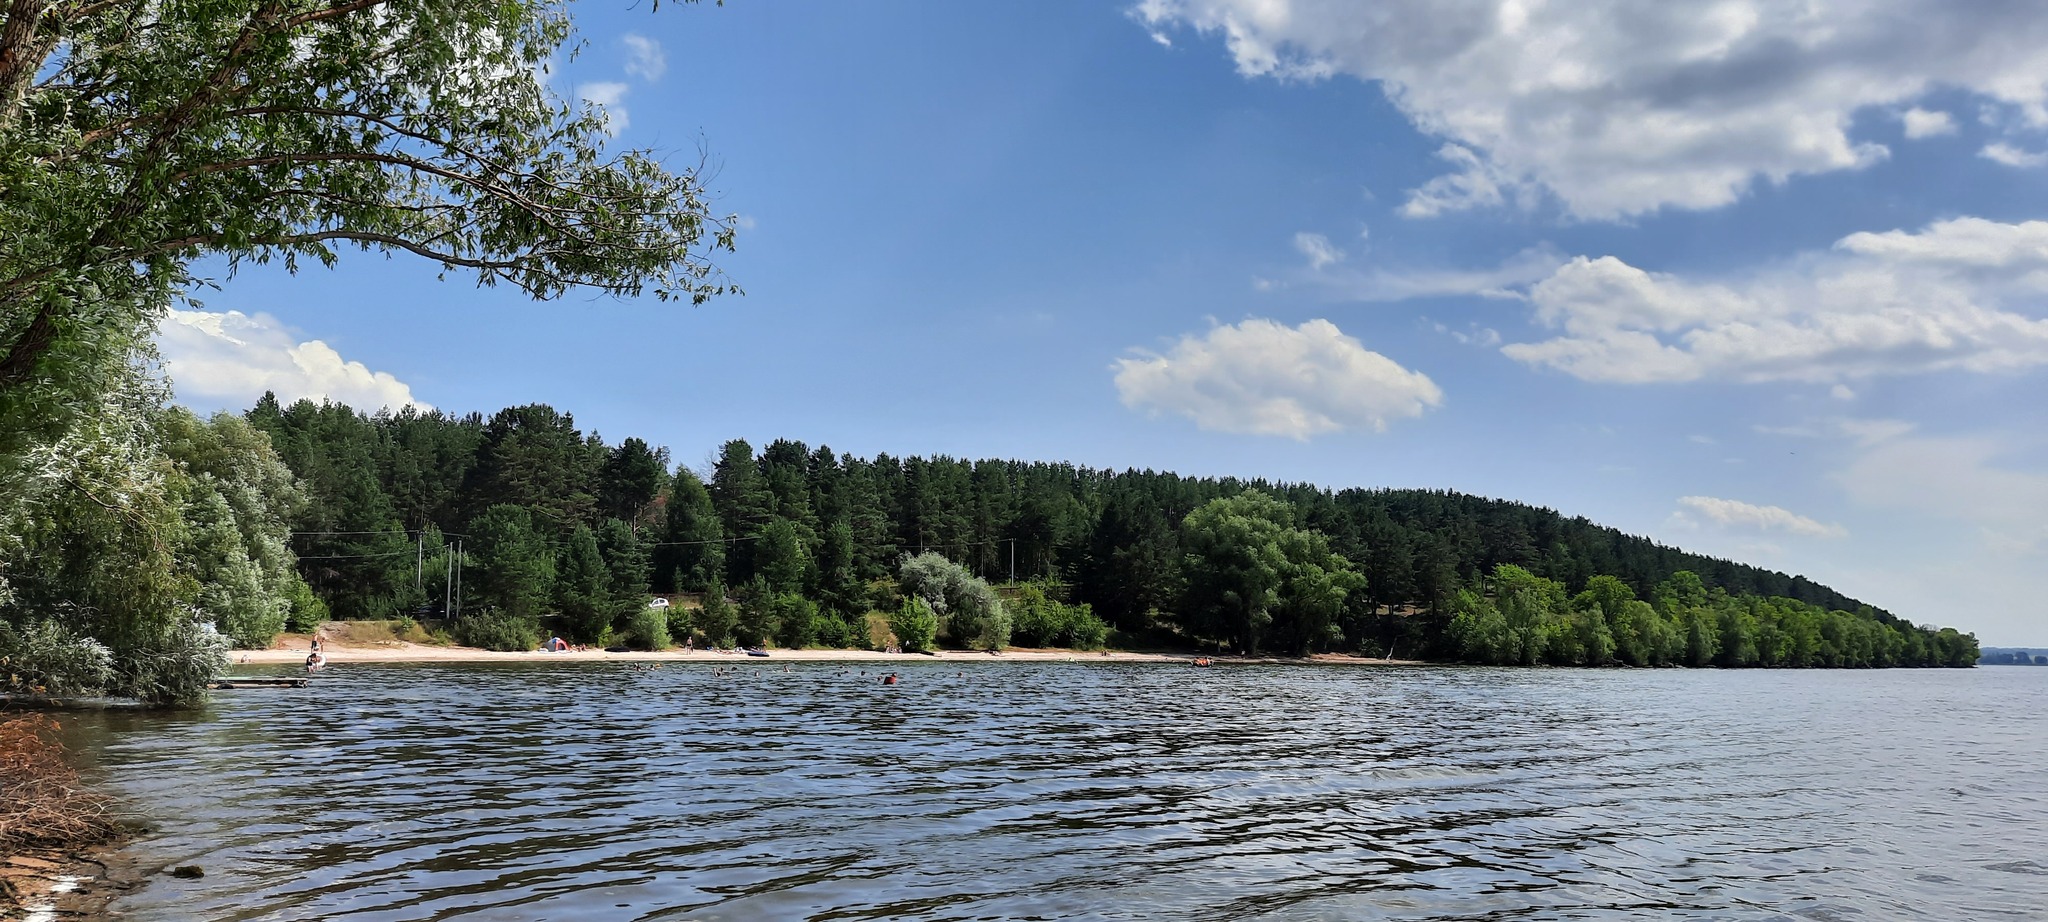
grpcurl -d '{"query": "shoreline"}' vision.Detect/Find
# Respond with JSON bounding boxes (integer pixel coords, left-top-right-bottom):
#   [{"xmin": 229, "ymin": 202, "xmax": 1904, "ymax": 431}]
[{"xmin": 235, "ymin": 640, "xmax": 1427, "ymax": 668}]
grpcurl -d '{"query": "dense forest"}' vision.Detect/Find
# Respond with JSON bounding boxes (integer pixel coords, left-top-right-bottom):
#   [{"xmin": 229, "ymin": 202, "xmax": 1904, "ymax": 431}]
[{"xmin": 235, "ymin": 394, "xmax": 1978, "ymax": 669}]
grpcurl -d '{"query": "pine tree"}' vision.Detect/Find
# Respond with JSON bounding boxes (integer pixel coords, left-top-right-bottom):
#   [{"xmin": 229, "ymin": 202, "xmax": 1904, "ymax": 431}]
[
  {"xmin": 655, "ymin": 468, "xmax": 724, "ymax": 591},
  {"xmin": 596, "ymin": 518, "xmax": 651, "ymax": 633},
  {"xmin": 710, "ymin": 439, "xmax": 772, "ymax": 582},
  {"xmin": 555, "ymin": 525, "xmax": 610, "ymax": 642}
]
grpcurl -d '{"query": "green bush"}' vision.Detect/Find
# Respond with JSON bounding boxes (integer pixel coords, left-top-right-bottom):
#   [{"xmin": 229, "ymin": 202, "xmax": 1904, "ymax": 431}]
[
  {"xmin": 627, "ymin": 608, "xmax": 670, "ymax": 651},
  {"xmin": 283, "ymin": 578, "xmax": 330, "ymax": 635},
  {"xmin": 0, "ymin": 619, "xmax": 115, "ymax": 697},
  {"xmin": 664, "ymin": 604, "xmax": 693, "ymax": 646},
  {"xmin": 772, "ymin": 594, "xmax": 820, "ymax": 648},
  {"xmin": 735, "ymin": 584, "xmax": 779, "ymax": 647},
  {"xmin": 889, "ymin": 598, "xmax": 939, "ymax": 653},
  {"xmin": 1067, "ymin": 607, "xmax": 1110, "ymax": 650},
  {"xmin": 897, "ymin": 552, "xmax": 1009, "ymax": 650},
  {"xmin": 696, "ymin": 582, "xmax": 738, "ymax": 647},
  {"xmin": 807, "ymin": 610, "xmax": 858, "ymax": 649},
  {"xmin": 1008, "ymin": 586, "xmax": 1111, "ymax": 650},
  {"xmin": 453, "ymin": 609, "xmax": 541, "ymax": 652},
  {"xmin": 114, "ymin": 618, "xmax": 231, "ymax": 708}
]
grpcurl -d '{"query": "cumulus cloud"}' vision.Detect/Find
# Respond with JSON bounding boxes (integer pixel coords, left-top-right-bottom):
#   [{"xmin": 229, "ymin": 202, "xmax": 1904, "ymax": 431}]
[
  {"xmin": 1675, "ymin": 496, "xmax": 1846, "ymax": 538},
  {"xmin": 1900, "ymin": 107, "xmax": 1957, "ymax": 138},
  {"xmin": 578, "ymin": 81, "xmax": 631, "ymax": 132},
  {"xmin": 1496, "ymin": 217, "xmax": 2048, "ymax": 384},
  {"xmin": 1113, "ymin": 318, "xmax": 1442, "ymax": 439},
  {"xmin": 1134, "ymin": 0, "xmax": 2048, "ymax": 219},
  {"xmin": 1292, "ymin": 232, "xmax": 1345, "ymax": 269},
  {"xmin": 621, "ymin": 34, "xmax": 666, "ymax": 81},
  {"xmin": 158, "ymin": 310, "xmax": 427, "ymax": 411},
  {"xmin": 1981, "ymin": 142, "xmax": 2048, "ymax": 167}
]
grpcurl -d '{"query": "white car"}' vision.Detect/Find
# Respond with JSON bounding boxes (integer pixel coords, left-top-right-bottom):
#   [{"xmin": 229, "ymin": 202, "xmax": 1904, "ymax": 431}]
[{"xmin": 648, "ymin": 597, "xmax": 671, "ymax": 609}]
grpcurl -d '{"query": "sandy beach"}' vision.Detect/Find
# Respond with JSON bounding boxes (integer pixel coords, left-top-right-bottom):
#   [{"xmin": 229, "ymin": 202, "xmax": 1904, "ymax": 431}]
[{"xmin": 236, "ymin": 634, "xmax": 1425, "ymax": 668}]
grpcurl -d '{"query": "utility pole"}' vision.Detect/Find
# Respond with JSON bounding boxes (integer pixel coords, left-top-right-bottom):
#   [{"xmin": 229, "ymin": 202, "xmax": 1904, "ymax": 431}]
[
  {"xmin": 415, "ymin": 529, "xmax": 423, "ymax": 596},
  {"xmin": 1008, "ymin": 539, "xmax": 1015, "ymax": 584},
  {"xmin": 443, "ymin": 536, "xmax": 452, "ymax": 618}
]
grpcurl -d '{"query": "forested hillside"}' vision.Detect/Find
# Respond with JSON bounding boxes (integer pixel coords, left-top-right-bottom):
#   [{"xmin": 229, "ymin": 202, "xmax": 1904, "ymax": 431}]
[{"xmin": 243, "ymin": 395, "xmax": 1978, "ymax": 668}]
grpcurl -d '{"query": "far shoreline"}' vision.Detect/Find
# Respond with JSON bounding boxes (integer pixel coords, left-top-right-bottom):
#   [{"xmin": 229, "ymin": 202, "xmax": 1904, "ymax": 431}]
[{"xmin": 234, "ymin": 637, "xmax": 1429, "ymax": 668}]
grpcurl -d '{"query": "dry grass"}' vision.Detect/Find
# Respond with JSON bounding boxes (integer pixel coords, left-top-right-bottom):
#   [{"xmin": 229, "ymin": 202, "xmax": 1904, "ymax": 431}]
[
  {"xmin": 317, "ymin": 620, "xmax": 446, "ymax": 647},
  {"xmin": 865, "ymin": 611, "xmax": 895, "ymax": 649},
  {"xmin": 0, "ymin": 715, "xmax": 118, "ymax": 855}
]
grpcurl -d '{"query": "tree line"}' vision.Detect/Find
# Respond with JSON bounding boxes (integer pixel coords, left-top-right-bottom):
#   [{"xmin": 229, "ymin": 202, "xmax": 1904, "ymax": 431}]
[{"xmin": 233, "ymin": 394, "xmax": 1978, "ymax": 668}]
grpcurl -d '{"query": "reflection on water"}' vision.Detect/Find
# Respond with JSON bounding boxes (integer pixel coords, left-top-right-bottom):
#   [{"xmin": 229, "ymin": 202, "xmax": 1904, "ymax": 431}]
[{"xmin": 62, "ymin": 663, "xmax": 2048, "ymax": 920}]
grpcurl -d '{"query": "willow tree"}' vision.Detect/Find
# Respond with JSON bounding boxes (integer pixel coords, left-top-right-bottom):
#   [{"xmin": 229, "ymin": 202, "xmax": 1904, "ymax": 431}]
[
  {"xmin": 0, "ymin": 0, "xmax": 738, "ymax": 459},
  {"xmin": 1178, "ymin": 492, "xmax": 1362, "ymax": 656}
]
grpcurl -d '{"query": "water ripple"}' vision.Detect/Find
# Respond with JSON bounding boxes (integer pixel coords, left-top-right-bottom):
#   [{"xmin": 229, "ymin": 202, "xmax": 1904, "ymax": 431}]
[{"xmin": 55, "ymin": 663, "xmax": 2048, "ymax": 921}]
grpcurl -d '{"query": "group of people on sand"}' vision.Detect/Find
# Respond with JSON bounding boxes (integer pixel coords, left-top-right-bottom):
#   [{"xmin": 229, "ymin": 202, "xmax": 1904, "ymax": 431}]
[{"xmin": 542, "ymin": 636, "xmax": 590, "ymax": 653}]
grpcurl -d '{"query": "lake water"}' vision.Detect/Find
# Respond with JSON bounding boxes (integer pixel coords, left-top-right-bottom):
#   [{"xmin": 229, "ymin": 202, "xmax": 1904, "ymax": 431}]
[{"xmin": 63, "ymin": 663, "xmax": 2048, "ymax": 921}]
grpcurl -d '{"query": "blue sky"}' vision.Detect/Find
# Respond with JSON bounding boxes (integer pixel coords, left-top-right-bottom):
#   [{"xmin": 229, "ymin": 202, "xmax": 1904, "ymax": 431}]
[{"xmin": 160, "ymin": 1, "xmax": 2048, "ymax": 644}]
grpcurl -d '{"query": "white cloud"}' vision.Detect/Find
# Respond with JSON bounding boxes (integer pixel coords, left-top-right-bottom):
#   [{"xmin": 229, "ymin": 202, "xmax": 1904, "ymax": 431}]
[
  {"xmin": 621, "ymin": 34, "xmax": 666, "ymax": 82},
  {"xmin": 1430, "ymin": 320, "xmax": 1501, "ymax": 347},
  {"xmin": 1150, "ymin": 30, "xmax": 1174, "ymax": 47},
  {"xmin": 159, "ymin": 310, "xmax": 427, "ymax": 411},
  {"xmin": 1833, "ymin": 216, "xmax": 2048, "ymax": 265},
  {"xmin": 578, "ymin": 81, "xmax": 631, "ymax": 133},
  {"xmin": 1319, "ymin": 244, "xmax": 1563, "ymax": 302},
  {"xmin": 1400, "ymin": 143, "xmax": 1519, "ymax": 218},
  {"xmin": 1980, "ymin": 142, "xmax": 2048, "ymax": 167},
  {"xmin": 1830, "ymin": 383, "xmax": 1856, "ymax": 400},
  {"xmin": 1113, "ymin": 318, "xmax": 1442, "ymax": 439},
  {"xmin": 1292, "ymin": 231, "xmax": 1345, "ymax": 270},
  {"xmin": 1753, "ymin": 417, "xmax": 1915, "ymax": 446},
  {"xmin": 1496, "ymin": 217, "xmax": 2048, "ymax": 384},
  {"xmin": 1134, "ymin": 0, "xmax": 2048, "ymax": 219},
  {"xmin": 1900, "ymin": 107, "xmax": 1957, "ymax": 138},
  {"xmin": 1675, "ymin": 495, "xmax": 1847, "ymax": 538}
]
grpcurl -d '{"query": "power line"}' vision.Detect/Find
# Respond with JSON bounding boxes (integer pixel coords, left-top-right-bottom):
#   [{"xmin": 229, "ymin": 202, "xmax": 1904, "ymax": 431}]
[
  {"xmin": 289, "ymin": 530, "xmax": 412, "ymax": 538},
  {"xmin": 294, "ymin": 550, "xmax": 420, "ymax": 561},
  {"xmin": 288, "ymin": 530, "xmax": 469, "ymax": 539},
  {"xmin": 640, "ymin": 535, "xmax": 762, "ymax": 548}
]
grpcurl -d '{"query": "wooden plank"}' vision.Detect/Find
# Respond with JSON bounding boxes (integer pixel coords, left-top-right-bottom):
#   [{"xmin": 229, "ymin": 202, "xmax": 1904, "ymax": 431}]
[{"xmin": 210, "ymin": 677, "xmax": 309, "ymax": 689}]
